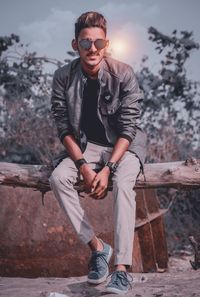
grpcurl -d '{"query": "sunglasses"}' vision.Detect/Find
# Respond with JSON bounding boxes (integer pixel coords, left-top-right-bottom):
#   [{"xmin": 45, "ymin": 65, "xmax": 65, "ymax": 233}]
[{"xmin": 79, "ymin": 39, "xmax": 107, "ymax": 50}]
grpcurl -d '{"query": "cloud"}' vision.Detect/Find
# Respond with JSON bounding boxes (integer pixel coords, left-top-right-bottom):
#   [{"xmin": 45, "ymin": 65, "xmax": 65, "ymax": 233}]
[
  {"xmin": 98, "ymin": 2, "xmax": 160, "ymax": 29},
  {"xmin": 19, "ymin": 8, "xmax": 76, "ymax": 61}
]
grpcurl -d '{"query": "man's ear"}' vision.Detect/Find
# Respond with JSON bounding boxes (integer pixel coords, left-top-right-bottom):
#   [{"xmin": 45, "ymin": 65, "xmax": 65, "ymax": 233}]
[
  {"xmin": 72, "ymin": 39, "xmax": 78, "ymax": 51},
  {"xmin": 106, "ymin": 40, "xmax": 109, "ymax": 49}
]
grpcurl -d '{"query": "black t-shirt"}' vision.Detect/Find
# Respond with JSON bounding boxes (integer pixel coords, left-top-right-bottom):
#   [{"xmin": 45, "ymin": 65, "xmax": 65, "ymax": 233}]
[{"xmin": 81, "ymin": 77, "xmax": 113, "ymax": 147}]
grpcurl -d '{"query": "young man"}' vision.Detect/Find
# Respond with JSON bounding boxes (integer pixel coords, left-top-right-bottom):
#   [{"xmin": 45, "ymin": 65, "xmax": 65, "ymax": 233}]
[{"xmin": 49, "ymin": 11, "xmax": 146, "ymax": 294}]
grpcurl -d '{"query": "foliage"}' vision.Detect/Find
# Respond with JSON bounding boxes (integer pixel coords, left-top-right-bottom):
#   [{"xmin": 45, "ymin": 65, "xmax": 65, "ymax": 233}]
[
  {"xmin": 0, "ymin": 34, "xmax": 63, "ymax": 164},
  {"xmin": 137, "ymin": 27, "xmax": 199, "ymax": 161},
  {"xmin": 135, "ymin": 28, "xmax": 200, "ymax": 253}
]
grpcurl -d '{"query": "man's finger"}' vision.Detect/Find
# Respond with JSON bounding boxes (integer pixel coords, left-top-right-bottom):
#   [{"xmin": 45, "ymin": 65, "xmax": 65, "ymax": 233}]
[
  {"xmin": 91, "ymin": 177, "xmax": 100, "ymax": 192},
  {"xmin": 91, "ymin": 183, "xmax": 105, "ymax": 195},
  {"xmin": 92, "ymin": 175, "xmax": 99, "ymax": 184},
  {"xmin": 90, "ymin": 186, "xmax": 107, "ymax": 198},
  {"xmin": 89, "ymin": 187, "xmax": 101, "ymax": 197},
  {"xmin": 96, "ymin": 190, "xmax": 108, "ymax": 200}
]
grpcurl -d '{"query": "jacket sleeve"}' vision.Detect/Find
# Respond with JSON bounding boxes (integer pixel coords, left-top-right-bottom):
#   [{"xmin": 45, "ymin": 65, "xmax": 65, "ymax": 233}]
[
  {"xmin": 51, "ymin": 68, "xmax": 72, "ymax": 143},
  {"xmin": 117, "ymin": 66, "xmax": 144, "ymax": 142}
]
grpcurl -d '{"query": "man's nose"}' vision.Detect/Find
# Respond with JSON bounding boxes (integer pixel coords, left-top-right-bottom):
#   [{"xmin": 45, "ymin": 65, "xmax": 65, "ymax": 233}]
[{"xmin": 90, "ymin": 42, "xmax": 97, "ymax": 52}]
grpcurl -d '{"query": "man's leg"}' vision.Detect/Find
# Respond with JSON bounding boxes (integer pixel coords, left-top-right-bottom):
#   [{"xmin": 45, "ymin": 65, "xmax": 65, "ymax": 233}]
[
  {"xmin": 112, "ymin": 151, "xmax": 140, "ymax": 268},
  {"xmin": 49, "ymin": 155, "xmax": 95, "ymax": 244},
  {"xmin": 49, "ymin": 142, "xmax": 113, "ymax": 283},
  {"xmin": 102, "ymin": 150, "xmax": 140, "ymax": 294}
]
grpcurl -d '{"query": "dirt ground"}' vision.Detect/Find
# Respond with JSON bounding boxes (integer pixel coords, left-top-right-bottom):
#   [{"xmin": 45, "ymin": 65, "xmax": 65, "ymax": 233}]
[{"xmin": 0, "ymin": 256, "xmax": 200, "ymax": 297}]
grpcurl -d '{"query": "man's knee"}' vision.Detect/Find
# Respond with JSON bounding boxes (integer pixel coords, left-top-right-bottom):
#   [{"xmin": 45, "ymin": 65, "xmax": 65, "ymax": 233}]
[
  {"xmin": 112, "ymin": 180, "xmax": 136, "ymax": 210},
  {"xmin": 112, "ymin": 175, "xmax": 136, "ymax": 193},
  {"xmin": 112, "ymin": 173, "xmax": 137, "ymax": 189},
  {"xmin": 112, "ymin": 176, "xmax": 137, "ymax": 200},
  {"xmin": 49, "ymin": 166, "xmax": 76, "ymax": 187}
]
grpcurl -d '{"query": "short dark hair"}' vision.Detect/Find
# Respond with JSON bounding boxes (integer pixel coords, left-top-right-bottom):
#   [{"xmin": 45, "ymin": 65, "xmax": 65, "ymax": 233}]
[{"xmin": 75, "ymin": 11, "xmax": 107, "ymax": 40}]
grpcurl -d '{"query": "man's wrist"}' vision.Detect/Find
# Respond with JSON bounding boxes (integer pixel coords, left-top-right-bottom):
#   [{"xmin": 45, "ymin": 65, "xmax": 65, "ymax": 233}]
[
  {"xmin": 75, "ymin": 158, "xmax": 87, "ymax": 171},
  {"xmin": 104, "ymin": 161, "xmax": 119, "ymax": 174},
  {"xmin": 102, "ymin": 165, "xmax": 111, "ymax": 174}
]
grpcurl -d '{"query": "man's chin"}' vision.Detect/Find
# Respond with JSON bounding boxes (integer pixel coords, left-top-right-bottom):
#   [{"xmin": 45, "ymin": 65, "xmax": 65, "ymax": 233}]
[{"xmin": 84, "ymin": 57, "xmax": 102, "ymax": 67}]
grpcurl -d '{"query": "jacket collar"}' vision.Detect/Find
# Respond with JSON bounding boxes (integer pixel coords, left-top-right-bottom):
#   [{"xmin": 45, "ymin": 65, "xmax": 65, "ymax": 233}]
[{"xmin": 77, "ymin": 57, "xmax": 106, "ymax": 86}]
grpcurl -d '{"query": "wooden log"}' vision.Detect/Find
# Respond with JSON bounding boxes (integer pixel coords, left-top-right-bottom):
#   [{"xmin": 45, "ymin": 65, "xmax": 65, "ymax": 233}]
[{"xmin": 0, "ymin": 158, "xmax": 199, "ymax": 193}]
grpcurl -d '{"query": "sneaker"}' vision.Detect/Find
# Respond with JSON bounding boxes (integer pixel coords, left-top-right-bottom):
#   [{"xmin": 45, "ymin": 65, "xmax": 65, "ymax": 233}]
[
  {"xmin": 87, "ymin": 239, "xmax": 113, "ymax": 284},
  {"xmin": 105, "ymin": 271, "xmax": 133, "ymax": 294}
]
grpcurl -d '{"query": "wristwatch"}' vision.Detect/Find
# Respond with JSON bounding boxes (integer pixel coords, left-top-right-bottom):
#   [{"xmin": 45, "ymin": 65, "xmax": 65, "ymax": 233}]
[
  {"xmin": 75, "ymin": 158, "xmax": 87, "ymax": 170},
  {"xmin": 104, "ymin": 161, "xmax": 118, "ymax": 174}
]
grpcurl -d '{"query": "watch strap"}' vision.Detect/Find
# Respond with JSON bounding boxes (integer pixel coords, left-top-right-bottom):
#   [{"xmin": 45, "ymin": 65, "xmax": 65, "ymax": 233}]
[
  {"xmin": 104, "ymin": 161, "xmax": 118, "ymax": 174},
  {"xmin": 75, "ymin": 158, "xmax": 87, "ymax": 170}
]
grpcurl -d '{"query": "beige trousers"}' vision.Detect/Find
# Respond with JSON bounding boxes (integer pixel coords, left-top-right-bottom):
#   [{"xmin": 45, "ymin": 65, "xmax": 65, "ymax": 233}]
[{"xmin": 49, "ymin": 142, "xmax": 140, "ymax": 266}]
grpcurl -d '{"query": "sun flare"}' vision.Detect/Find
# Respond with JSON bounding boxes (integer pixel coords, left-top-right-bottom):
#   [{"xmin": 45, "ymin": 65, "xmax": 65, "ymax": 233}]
[{"xmin": 110, "ymin": 38, "xmax": 129, "ymax": 59}]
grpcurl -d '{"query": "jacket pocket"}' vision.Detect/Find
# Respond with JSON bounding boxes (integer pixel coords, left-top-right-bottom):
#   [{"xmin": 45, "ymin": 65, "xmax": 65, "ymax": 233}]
[{"xmin": 100, "ymin": 99, "xmax": 121, "ymax": 115}]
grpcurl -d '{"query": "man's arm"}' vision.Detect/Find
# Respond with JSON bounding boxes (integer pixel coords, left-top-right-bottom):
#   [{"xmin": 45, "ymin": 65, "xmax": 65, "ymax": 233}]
[
  {"xmin": 62, "ymin": 135, "xmax": 97, "ymax": 191},
  {"xmin": 106, "ymin": 137, "xmax": 130, "ymax": 163},
  {"xmin": 51, "ymin": 69, "xmax": 97, "ymax": 190},
  {"xmin": 51, "ymin": 68, "xmax": 73, "ymax": 142},
  {"xmin": 116, "ymin": 66, "xmax": 144, "ymax": 142},
  {"xmin": 62, "ymin": 135, "xmax": 84, "ymax": 162}
]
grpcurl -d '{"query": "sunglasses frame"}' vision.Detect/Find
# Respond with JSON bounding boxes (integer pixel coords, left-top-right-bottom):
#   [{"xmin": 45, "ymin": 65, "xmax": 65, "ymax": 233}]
[{"xmin": 79, "ymin": 39, "xmax": 108, "ymax": 50}]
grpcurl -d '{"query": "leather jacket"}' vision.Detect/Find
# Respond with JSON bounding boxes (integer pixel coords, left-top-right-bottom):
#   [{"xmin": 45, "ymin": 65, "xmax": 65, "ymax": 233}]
[{"xmin": 51, "ymin": 56, "xmax": 147, "ymax": 168}]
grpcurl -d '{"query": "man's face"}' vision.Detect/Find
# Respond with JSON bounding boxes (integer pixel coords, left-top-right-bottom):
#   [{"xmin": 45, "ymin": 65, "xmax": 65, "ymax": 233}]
[{"xmin": 73, "ymin": 27, "xmax": 108, "ymax": 68}]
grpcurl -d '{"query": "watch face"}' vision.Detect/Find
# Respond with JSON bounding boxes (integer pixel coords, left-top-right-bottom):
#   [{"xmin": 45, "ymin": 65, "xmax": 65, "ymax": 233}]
[{"xmin": 106, "ymin": 161, "xmax": 118, "ymax": 173}]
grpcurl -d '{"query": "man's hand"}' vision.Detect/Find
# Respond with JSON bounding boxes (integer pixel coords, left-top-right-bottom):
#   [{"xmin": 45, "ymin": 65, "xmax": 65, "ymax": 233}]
[
  {"xmin": 89, "ymin": 166, "xmax": 110, "ymax": 199},
  {"xmin": 79, "ymin": 163, "xmax": 97, "ymax": 192}
]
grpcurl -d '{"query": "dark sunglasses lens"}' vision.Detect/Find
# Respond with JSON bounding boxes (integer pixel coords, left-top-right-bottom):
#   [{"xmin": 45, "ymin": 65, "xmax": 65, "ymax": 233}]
[
  {"xmin": 94, "ymin": 39, "xmax": 107, "ymax": 49},
  {"xmin": 79, "ymin": 39, "xmax": 92, "ymax": 50}
]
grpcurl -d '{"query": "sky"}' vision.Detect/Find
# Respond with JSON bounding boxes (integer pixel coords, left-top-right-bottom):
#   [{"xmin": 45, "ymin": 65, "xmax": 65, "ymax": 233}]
[{"xmin": 0, "ymin": 0, "xmax": 199, "ymax": 79}]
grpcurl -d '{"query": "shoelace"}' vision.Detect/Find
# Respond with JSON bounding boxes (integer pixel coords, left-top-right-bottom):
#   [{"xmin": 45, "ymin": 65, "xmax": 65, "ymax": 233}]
[
  {"xmin": 88, "ymin": 252, "xmax": 109, "ymax": 272},
  {"xmin": 108, "ymin": 271, "xmax": 133, "ymax": 289}
]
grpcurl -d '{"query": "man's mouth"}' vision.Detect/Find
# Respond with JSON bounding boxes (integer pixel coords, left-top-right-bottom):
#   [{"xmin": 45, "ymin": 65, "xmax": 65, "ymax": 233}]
[{"xmin": 87, "ymin": 54, "xmax": 99, "ymax": 57}]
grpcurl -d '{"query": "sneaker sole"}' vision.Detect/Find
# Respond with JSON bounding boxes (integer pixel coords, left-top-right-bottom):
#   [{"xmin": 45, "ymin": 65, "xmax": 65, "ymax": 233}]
[
  {"xmin": 105, "ymin": 286, "xmax": 128, "ymax": 294},
  {"xmin": 87, "ymin": 246, "xmax": 113, "ymax": 285}
]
